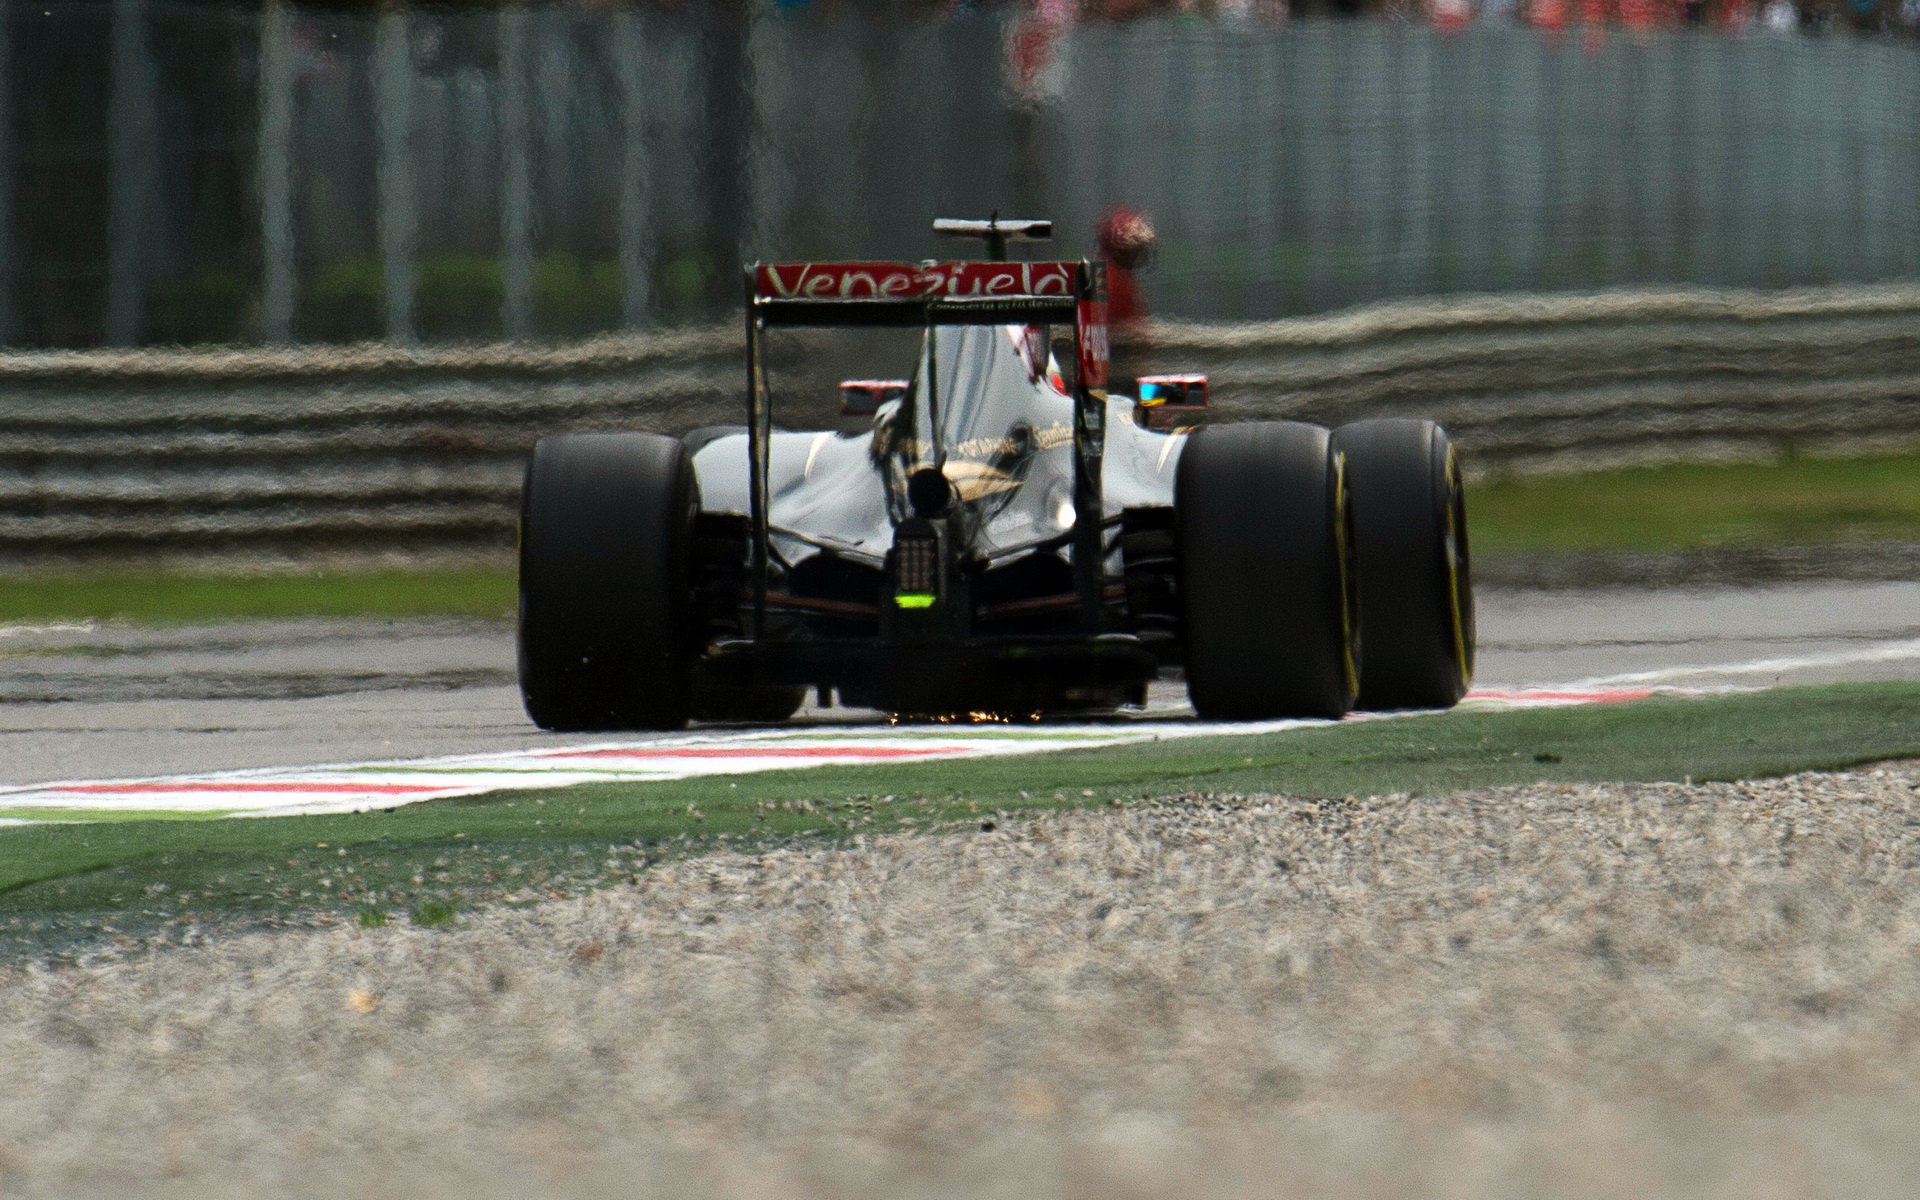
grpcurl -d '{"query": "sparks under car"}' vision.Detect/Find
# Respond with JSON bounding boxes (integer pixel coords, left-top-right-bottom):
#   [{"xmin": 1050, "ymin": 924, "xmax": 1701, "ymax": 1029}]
[{"xmin": 517, "ymin": 218, "xmax": 1474, "ymax": 729}]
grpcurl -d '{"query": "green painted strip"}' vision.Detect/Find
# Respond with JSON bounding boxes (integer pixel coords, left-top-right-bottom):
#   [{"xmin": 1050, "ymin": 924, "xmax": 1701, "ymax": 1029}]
[{"xmin": 0, "ymin": 808, "xmax": 244, "ymax": 825}]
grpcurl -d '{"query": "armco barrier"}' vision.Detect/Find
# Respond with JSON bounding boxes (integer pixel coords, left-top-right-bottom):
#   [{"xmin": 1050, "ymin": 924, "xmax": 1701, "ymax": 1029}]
[{"xmin": 2, "ymin": 285, "xmax": 1918, "ymax": 558}]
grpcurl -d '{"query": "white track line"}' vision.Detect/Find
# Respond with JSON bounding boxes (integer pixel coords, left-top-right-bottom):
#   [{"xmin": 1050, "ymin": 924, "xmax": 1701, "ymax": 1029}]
[
  {"xmin": 1558, "ymin": 637, "xmax": 1920, "ymax": 690},
  {"xmin": 0, "ymin": 622, "xmax": 97, "ymax": 640}
]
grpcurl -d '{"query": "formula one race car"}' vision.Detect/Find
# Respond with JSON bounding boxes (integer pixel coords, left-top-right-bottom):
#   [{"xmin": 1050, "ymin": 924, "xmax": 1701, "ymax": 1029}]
[{"xmin": 518, "ymin": 217, "xmax": 1474, "ymax": 729}]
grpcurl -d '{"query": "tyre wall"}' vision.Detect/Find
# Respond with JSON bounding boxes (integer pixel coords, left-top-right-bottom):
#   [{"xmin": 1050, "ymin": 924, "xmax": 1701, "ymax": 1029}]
[{"xmin": 3, "ymin": 284, "xmax": 1917, "ymax": 560}]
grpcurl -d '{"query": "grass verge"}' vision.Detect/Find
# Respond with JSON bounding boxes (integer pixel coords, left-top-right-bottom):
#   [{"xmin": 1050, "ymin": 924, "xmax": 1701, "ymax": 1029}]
[
  {"xmin": 3, "ymin": 452, "xmax": 1919, "ymax": 625},
  {"xmin": 5, "ymin": 682, "xmax": 1920, "ymax": 959},
  {"xmin": 0, "ymin": 564, "xmax": 514, "ymax": 625},
  {"xmin": 1471, "ymin": 450, "xmax": 1920, "ymax": 552}
]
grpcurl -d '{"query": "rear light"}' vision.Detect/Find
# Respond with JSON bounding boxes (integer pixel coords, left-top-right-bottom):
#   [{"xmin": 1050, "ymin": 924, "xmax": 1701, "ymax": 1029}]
[{"xmin": 892, "ymin": 531, "xmax": 938, "ymax": 595}]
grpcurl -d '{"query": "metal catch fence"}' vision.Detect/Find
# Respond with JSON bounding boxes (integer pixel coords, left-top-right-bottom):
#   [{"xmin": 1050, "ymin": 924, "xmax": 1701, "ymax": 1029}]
[{"xmin": 6, "ymin": 3, "xmax": 1920, "ymax": 346}]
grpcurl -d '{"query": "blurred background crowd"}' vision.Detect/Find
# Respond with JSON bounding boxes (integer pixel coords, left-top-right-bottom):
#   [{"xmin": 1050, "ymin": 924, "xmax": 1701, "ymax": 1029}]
[{"xmin": 841, "ymin": 0, "xmax": 1920, "ymax": 36}]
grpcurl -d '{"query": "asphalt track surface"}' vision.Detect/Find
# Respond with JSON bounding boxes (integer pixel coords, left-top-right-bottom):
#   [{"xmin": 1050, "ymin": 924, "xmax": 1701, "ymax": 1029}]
[{"xmin": 4, "ymin": 580, "xmax": 1920, "ymax": 788}]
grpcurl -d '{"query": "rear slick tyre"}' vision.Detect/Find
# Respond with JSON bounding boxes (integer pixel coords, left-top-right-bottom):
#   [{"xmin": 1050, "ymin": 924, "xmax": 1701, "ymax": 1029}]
[
  {"xmin": 1332, "ymin": 418, "xmax": 1475, "ymax": 711},
  {"xmin": 1176, "ymin": 421, "xmax": 1359, "ymax": 721},
  {"xmin": 518, "ymin": 432, "xmax": 698, "ymax": 731}
]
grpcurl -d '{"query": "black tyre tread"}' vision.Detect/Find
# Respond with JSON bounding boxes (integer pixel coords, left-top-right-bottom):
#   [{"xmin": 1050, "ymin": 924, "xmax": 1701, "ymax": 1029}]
[
  {"xmin": 1176, "ymin": 420, "xmax": 1358, "ymax": 721},
  {"xmin": 1332, "ymin": 418, "xmax": 1475, "ymax": 711},
  {"xmin": 518, "ymin": 432, "xmax": 697, "ymax": 731},
  {"xmin": 693, "ymin": 682, "xmax": 807, "ymax": 724}
]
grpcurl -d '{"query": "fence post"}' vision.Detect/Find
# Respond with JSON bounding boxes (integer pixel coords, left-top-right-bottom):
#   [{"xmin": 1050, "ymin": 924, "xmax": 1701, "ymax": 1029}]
[
  {"xmin": 499, "ymin": 3, "xmax": 532, "ymax": 340},
  {"xmin": 1909, "ymin": 41, "xmax": 1920, "ymax": 279},
  {"xmin": 0, "ymin": 0, "xmax": 15, "ymax": 346},
  {"xmin": 375, "ymin": 4, "xmax": 416, "ymax": 343},
  {"xmin": 737, "ymin": 5, "xmax": 770, "ymax": 267},
  {"xmin": 107, "ymin": 0, "xmax": 156, "ymax": 346},
  {"xmin": 1399, "ymin": 23, "xmax": 1436, "ymax": 301},
  {"xmin": 258, "ymin": 0, "xmax": 295, "ymax": 343},
  {"xmin": 613, "ymin": 7, "xmax": 650, "ymax": 329}
]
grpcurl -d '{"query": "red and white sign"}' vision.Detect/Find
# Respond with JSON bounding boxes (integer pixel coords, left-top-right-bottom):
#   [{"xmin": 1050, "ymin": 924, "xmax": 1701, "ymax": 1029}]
[
  {"xmin": 756, "ymin": 261, "xmax": 1079, "ymax": 303},
  {"xmin": 1006, "ymin": 13, "xmax": 1068, "ymax": 104}
]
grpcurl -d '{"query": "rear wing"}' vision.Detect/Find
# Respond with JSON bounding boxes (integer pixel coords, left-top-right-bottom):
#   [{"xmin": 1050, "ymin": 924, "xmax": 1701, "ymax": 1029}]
[
  {"xmin": 746, "ymin": 258, "xmax": 1109, "ymax": 388},
  {"xmin": 740, "ymin": 257, "xmax": 1112, "ymax": 638},
  {"xmin": 752, "ymin": 260, "xmax": 1081, "ymax": 327}
]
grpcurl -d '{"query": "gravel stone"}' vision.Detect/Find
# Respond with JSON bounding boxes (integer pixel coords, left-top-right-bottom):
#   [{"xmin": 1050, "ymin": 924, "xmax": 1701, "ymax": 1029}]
[{"xmin": 9, "ymin": 766, "xmax": 1920, "ymax": 1197}]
